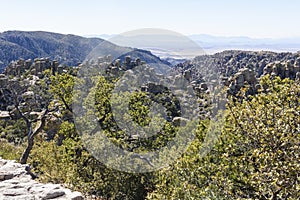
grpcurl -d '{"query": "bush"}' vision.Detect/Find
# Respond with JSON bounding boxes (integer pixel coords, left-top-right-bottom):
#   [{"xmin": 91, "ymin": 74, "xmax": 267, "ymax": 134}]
[
  {"xmin": 0, "ymin": 140, "xmax": 24, "ymax": 160},
  {"xmin": 28, "ymin": 121, "xmax": 155, "ymax": 199}
]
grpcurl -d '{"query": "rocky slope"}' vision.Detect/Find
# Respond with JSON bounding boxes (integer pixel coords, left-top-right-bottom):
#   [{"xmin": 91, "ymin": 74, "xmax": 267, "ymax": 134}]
[
  {"xmin": 1, "ymin": 50, "xmax": 300, "ymax": 123},
  {"xmin": 0, "ymin": 157, "xmax": 83, "ymax": 200},
  {"xmin": 173, "ymin": 50, "xmax": 300, "ymax": 95}
]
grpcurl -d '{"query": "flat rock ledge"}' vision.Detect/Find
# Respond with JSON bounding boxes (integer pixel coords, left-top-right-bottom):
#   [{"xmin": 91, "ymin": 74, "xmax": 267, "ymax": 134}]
[{"xmin": 0, "ymin": 157, "xmax": 84, "ymax": 200}]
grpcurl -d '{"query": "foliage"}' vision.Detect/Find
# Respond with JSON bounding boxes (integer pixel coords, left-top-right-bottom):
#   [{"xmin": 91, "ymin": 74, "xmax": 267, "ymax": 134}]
[
  {"xmin": 1, "ymin": 66, "xmax": 300, "ymax": 199},
  {"xmin": 0, "ymin": 140, "xmax": 25, "ymax": 160},
  {"xmin": 24, "ymin": 73, "xmax": 157, "ymax": 199},
  {"xmin": 29, "ymin": 121, "xmax": 155, "ymax": 199},
  {"xmin": 148, "ymin": 77, "xmax": 300, "ymax": 199},
  {"xmin": 90, "ymin": 76, "xmax": 178, "ymax": 153},
  {"xmin": 0, "ymin": 119, "xmax": 27, "ymax": 144},
  {"xmin": 49, "ymin": 71, "xmax": 76, "ymax": 113}
]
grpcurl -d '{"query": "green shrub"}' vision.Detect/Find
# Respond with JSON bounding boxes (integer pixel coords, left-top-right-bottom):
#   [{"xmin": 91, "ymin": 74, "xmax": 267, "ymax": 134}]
[
  {"xmin": 0, "ymin": 140, "xmax": 24, "ymax": 160},
  {"xmin": 28, "ymin": 121, "xmax": 155, "ymax": 199},
  {"xmin": 148, "ymin": 77, "xmax": 300, "ymax": 199}
]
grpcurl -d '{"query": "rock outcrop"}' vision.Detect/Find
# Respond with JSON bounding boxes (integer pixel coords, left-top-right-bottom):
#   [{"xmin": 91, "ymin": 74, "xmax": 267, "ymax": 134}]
[
  {"xmin": 178, "ymin": 50, "xmax": 300, "ymax": 95},
  {"xmin": 0, "ymin": 157, "xmax": 84, "ymax": 200},
  {"xmin": 4, "ymin": 58, "xmax": 60, "ymax": 78},
  {"xmin": 227, "ymin": 67, "xmax": 257, "ymax": 95}
]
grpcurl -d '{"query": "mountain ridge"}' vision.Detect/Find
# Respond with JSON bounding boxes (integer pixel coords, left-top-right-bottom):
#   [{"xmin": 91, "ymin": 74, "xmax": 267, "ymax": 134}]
[
  {"xmin": 0, "ymin": 31, "xmax": 104, "ymax": 72},
  {"xmin": 0, "ymin": 31, "xmax": 171, "ymax": 73}
]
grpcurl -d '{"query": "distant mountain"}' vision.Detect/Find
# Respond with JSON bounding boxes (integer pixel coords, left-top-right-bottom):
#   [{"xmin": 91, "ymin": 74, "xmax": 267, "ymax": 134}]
[
  {"xmin": 85, "ymin": 34, "xmax": 116, "ymax": 40},
  {"xmin": 0, "ymin": 31, "xmax": 171, "ymax": 73},
  {"xmin": 85, "ymin": 31, "xmax": 205, "ymax": 60},
  {"xmin": 87, "ymin": 34, "xmax": 300, "ymax": 57},
  {"xmin": 189, "ymin": 34, "xmax": 300, "ymax": 54},
  {"xmin": 0, "ymin": 31, "xmax": 106, "ymax": 72}
]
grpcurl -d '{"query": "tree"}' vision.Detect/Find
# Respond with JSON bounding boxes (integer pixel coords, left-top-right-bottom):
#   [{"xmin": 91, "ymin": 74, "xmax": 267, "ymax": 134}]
[
  {"xmin": 149, "ymin": 76, "xmax": 300, "ymax": 199},
  {"xmin": 49, "ymin": 71, "xmax": 76, "ymax": 114},
  {"xmin": 3, "ymin": 73, "xmax": 55, "ymax": 164}
]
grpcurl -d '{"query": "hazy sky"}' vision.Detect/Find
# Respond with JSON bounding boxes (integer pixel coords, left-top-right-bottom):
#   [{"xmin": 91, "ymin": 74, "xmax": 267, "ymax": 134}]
[{"xmin": 1, "ymin": 0, "xmax": 299, "ymax": 38}]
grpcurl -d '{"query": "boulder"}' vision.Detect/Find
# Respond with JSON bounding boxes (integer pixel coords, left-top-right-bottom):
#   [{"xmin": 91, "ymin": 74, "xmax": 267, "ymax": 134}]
[
  {"xmin": 221, "ymin": 76, "xmax": 230, "ymax": 86},
  {"xmin": 22, "ymin": 91, "xmax": 35, "ymax": 100},
  {"xmin": 235, "ymin": 72, "xmax": 244, "ymax": 86},
  {"xmin": 0, "ymin": 74, "xmax": 8, "ymax": 86},
  {"xmin": 255, "ymin": 84, "xmax": 262, "ymax": 91},
  {"xmin": 172, "ymin": 117, "xmax": 189, "ymax": 126},
  {"xmin": 135, "ymin": 58, "xmax": 141, "ymax": 66},
  {"xmin": 125, "ymin": 56, "xmax": 131, "ymax": 65},
  {"xmin": 114, "ymin": 59, "xmax": 121, "ymax": 67},
  {"xmin": 296, "ymin": 72, "xmax": 300, "ymax": 81},
  {"xmin": 110, "ymin": 66, "xmax": 120, "ymax": 75},
  {"xmin": 183, "ymin": 70, "xmax": 191, "ymax": 81},
  {"xmin": 0, "ymin": 111, "xmax": 10, "ymax": 120},
  {"xmin": 263, "ymin": 63, "xmax": 273, "ymax": 75},
  {"xmin": 25, "ymin": 59, "xmax": 32, "ymax": 69},
  {"xmin": 146, "ymin": 83, "xmax": 166, "ymax": 94},
  {"xmin": 200, "ymin": 83, "xmax": 208, "ymax": 91}
]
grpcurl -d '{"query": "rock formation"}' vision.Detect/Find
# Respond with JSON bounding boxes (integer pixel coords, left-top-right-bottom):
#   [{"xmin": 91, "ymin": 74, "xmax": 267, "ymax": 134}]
[
  {"xmin": 177, "ymin": 50, "xmax": 300, "ymax": 95},
  {"xmin": 4, "ymin": 58, "xmax": 61, "ymax": 78},
  {"xmin": 0, "ymin": 157, "xmax": 83, "ymax": 200}
]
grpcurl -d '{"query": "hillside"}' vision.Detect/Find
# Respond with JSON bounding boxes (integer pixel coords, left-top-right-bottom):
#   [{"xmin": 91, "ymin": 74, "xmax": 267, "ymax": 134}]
[
  {"xmin": 172, "ymin": 50, "xmax": 300, "ymax": 96},
  {"xmin": 174, "ymin": 50, "xmax": 299, "ymax": 81},
  {"xmin": 0, "ymin": 31, "xmax": 103, "ymax": 72},
  {"xmin": 0, "ymin": 50, "xmax": 299, "ymax": 199},
  {"xmin": 0, "ymin": 31, "xmax": 171, "ymax": 73}
]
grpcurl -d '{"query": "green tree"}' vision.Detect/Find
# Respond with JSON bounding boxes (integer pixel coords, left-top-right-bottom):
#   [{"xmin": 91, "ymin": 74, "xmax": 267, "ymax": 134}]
[{"xmin": 149, "ymin": 76, "xmax": 300, "ymax": 199}]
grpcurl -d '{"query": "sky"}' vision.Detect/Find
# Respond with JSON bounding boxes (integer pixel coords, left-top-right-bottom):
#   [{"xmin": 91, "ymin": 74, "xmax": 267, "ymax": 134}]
[{"xmin": 0, "ymin": 0, "xmax": 300, "ymax": 38}]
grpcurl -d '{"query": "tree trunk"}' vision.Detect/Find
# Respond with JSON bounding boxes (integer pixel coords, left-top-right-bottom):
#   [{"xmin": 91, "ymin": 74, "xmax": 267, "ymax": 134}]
[
  {"xmin": 19, "ymin": 110, "xmax": 48, "ymax": 164},
  {"xmin": 20, "ymin": 138, "xmax": 34, "ymax": 164}
]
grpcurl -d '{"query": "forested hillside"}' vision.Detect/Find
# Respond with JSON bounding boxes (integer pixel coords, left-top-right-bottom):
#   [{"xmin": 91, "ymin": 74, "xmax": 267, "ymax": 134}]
[{"xmin": 0, "ymin": 50, "xmax": 299, "ymax": 199}]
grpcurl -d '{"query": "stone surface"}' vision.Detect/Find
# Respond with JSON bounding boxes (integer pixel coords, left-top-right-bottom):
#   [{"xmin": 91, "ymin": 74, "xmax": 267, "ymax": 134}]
[
  {"xmin": 0, "ymin": 157, "xmax": 84, "ymax": 200},
  {"xmin": 0, "ymin": 111, "xmax": 10, "ymax": 120},
  {"xmin": 172, "ymin": 117, "xmax": 189, "ymax": 126}
]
